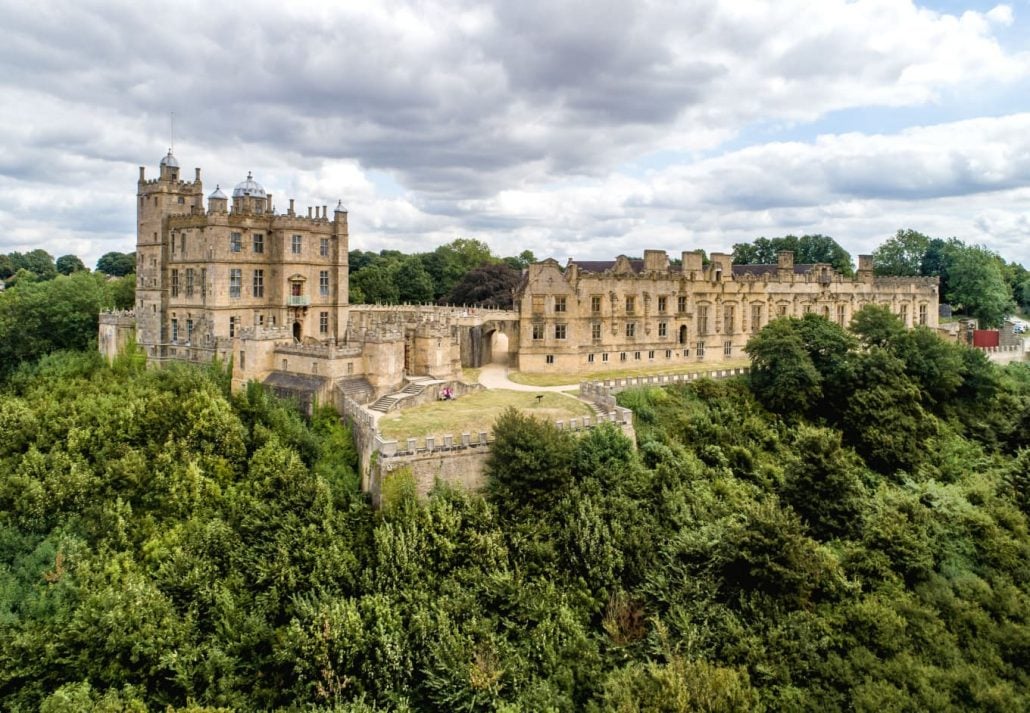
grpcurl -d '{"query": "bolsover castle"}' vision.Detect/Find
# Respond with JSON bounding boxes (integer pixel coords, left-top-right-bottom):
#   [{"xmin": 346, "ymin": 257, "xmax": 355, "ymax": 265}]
[{"xmin": 100, "ymin": 152, "xmax": 939, "ymax": 407}]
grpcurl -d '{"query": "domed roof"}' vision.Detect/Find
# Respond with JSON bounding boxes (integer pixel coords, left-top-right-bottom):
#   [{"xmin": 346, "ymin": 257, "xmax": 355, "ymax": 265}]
[
  {"xmin": 160, "ymin": 149, "xmax": 179, "ymax": 168},
  {"xmin": 209, "ymin": 184, "xmax": 226, "ymax": 200},
  {"xmin": 232, "ymin": 171, "xmax": 266, "ymax": 198}
]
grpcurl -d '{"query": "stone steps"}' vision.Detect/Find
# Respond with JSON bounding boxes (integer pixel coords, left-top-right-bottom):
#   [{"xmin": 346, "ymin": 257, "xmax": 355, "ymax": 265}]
[{"xmin": 369, "ymin": 395, "xmax": 401, "ymax": 413}]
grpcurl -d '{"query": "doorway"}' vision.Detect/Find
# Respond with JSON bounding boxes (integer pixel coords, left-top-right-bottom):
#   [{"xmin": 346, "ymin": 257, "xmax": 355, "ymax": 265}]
[{"xmin": 293, "ymin": 321, "xmax": 302, "ymax": 342}]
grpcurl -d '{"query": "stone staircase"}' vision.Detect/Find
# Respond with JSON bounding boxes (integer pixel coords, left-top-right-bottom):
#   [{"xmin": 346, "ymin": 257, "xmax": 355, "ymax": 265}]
[
  {"xmin": 369, "ymin": 394, "xmax": 402, "ymax": 413},
  {"xmin": 368, "ymin": 377, "xmax": 439, "ymax": 413},
  {"xmin": 337, "ymin": 377, "xmax": 373, "ymax": 404}
]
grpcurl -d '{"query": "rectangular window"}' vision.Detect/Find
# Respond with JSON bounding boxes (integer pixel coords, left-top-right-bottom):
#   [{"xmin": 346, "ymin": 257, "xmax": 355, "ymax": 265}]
[
  {"xmin": 255, "ymin": 313, "xmax": 263, "ymax": 326},
  {"xmin": 591, "ymin": 295, "xmax": 602, "ymax": 313},
  {"xmin": 555, "ymin": 324, "xmax": 567, "ymax": 339},
  {"xmin": 230, "ymin": 232, "xmax": 242, "ymax": 253},
  {"xmin": 532, "ymin": 323, "xmax": 544, "ymax": 340},
  {"xmin": 180, "ymin": 234, "xmax": 185, "ymax": 254},
  {"xmin": 678, "ymin": 295, "xmax": 687, "ymax": 313},
  {"xmin": 229, "ymin": 316, "xmax": 236, "ymax": 338},
  {"xmin": 648, "ymin": 350, "xmax": 655, "ymax": 360},
  {"xmin": 546, "ymin": 354, "xmax": 555, "ymax": 364},
  {"xmin": 803, "ymin": 304, "xmax": 812, "ymax": 315},
  {"xmin": 292, "ymin": 235, "xmax": 302, "ymax": 254},
  {"xmin": 626, "ymin": 322, "xmax": 636, "ymax": 338},
  {"xmin": 777, "ymin": 304, "xmax": 788, "ymax": 317},
  {"xmin": 320, "ymin": 311, "xmax": 329, "ymax": 334},
  {"xmin": 625, "ymin": 296, "xmax": 636, "ymax": 314},
  {"xmin": 185, "ymin": 268, "xmax": 194, "ymax": 297},
  {"xmin": 634, "ymin": 351, "xmax": 641, "ymax": 360},
  {"xmin": 186, "ymin": 319, "xmax": 193, "ymax": 341},
  {"xmin": 554, "ymin": 296, "xmax": 567, "ymax": 313},
  {"xmin": 200, "ymin": 268, "xmax": 207, "ymax": 300},
  {"xmin": 724, "ymin": 340, "xmax": 732, "ymax": 356},
  {"xmin": 253, "ymin": 233, "xmax": 264, "ymax": 253},
  {"xmin": 229, "ymin": 269, "xmax": 241, "ymax": 298},
  {"xmin": 320, "ymin": 238, "xmax": 329, "ymax": 257},
  {"xmin": 837, "ymin": 304, "xmax": 846, "ymax": 326},
  {"xmin": 658, "ymin": 296, "xmax": 667, "ymax": 313},
  {"xmin": 665, "ymin": 349, "xmax": 672, "ymax": 358},
  {"xmin": 171, "ymin": 318, "xmax": 178, "ymax": 342},
  {"xmin": 620, "ymin": 352, "xmax": 627, "ymax": 362},
  {"xmin": 591, "ymin": 323, "xmax": 602, "ymax": 340},
  {"xmin": 588, "ymin": 353, "xmax": 595, "ymax": 363},
  {"xmin": 658, "ymin": 321, "xmax": 667, "ymax": 337},
  {"xmin": 696, "ymin": 341, "xmax": 705, "ymax": 357},
  {"xmin": 602, "ymin": 352, "xmax": 609, "ymax": 362},
  {"xmin": 698, "ymin": 305, "xmax": 709, "ymax": 335},
  {"xmin": 170, "ymin": 269, "xmax": 179, "ymax": 297},
  {"xmin": 320, "ymin": 270, "xmax": 330, "ymax": 297},
  {"xmin": 751, "ymin": 304, "xmax": 763, "ymax": 333},
  {"xmin": 239, "ymin": 350, "xmax": 245, "ymax": 369},
  {"xmin": 919, "ymin": 304, "xmax": 927, "ymax": 325},
  {"xmin": 900, "ymin": 304, "xmax": 909, "ymax": 325},
  {"xmin": 724, "ymin": 305, "xmax": 735, "ymax": 333},
  {"xmin": 532, "ymin": 295, "xmax": 544, "ymax": 314},
  {"xmin": 253, "ymin": 269, "xmax": 264, "ymax": 298}
]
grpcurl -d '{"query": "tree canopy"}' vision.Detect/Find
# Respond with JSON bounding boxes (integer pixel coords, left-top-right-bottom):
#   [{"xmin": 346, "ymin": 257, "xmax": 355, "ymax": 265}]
[
  {"xmin": 95, "ymin": 251, "xmax": 135, "ymax": 277},
  {"xmin": 732, "ymin": 234, "xmax": 854, "ymax": 275}
]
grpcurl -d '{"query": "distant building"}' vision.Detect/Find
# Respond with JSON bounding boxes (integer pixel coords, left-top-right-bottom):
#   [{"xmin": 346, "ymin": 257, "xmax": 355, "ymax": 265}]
[{"xmin": 513, "ymin": 249, "xmax": 939, "ymax": 373}]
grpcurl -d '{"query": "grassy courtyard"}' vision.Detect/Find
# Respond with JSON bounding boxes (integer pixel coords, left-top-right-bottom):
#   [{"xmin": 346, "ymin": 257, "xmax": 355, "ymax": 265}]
[
  {"xmin": 377, "ymin": 389, "xmax": 594, "ymax": 441},
  {"xmin": 506, "ymin": 357, "xmax": 751, "ymax": 387}
]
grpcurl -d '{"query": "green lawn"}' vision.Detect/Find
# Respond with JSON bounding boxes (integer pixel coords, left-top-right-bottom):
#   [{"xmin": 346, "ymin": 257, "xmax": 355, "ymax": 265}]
[
  {"xmin": 507, "ymin": 357, "xmax": 751, "ymax": 387},
  {"xmin": 378, "ymin": 389, "xmax": 594, "ymax": 441}
]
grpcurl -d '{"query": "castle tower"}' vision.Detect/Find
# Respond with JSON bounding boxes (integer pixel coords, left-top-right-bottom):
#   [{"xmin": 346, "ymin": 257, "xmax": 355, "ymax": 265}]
[
  {"xmin": 333, "ymin": 201, "xmax": 351, "ymax": 335},
  {"xmin": 136, "ymin": 150, "xmax": 203, "ymax": 352}
]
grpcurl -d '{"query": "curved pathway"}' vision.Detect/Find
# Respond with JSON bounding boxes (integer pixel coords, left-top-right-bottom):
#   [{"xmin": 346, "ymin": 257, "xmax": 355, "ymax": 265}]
[{"xmin": 477, "ymin": 362, "xmax": 579, "ymax": 393}]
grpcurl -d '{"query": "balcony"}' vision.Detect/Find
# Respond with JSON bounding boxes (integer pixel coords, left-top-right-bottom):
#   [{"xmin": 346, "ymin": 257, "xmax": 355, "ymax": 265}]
[{"xmin": 287, "ymin": 295, "xmax": 311, "ymax": 307}]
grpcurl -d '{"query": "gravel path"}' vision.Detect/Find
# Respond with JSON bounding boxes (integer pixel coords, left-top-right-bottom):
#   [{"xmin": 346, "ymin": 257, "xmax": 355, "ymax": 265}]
[{"xmin": 477, "ymin": 363, "xmax": 579, "ymax": 392}]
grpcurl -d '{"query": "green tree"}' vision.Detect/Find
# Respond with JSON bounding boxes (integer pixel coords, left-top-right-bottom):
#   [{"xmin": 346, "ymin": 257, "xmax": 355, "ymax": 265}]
[
  {"xmin": 781, "ymin": 425, "xmax": 867, "ymax": 540},
  {"xmin": 733, "ymin": 235, "xmax": 852, "ymax": 275},
  {"xmin": 842, "ymin": 348, "xmax": 935, "ymax": 473},
  {"xmin": 872, "ymin": 229, "xmax": 930, "ymax": 276},
  {"xmin": 486, "ymin": 407, "xmax": 574, "ymax": 514},
  {"xmin": 5, "ymin": 250, "xmax": 58, "ymax": 281},
  {"xmin": 55, "ymin": 255, "xmax": 86, "ymax": 276},
  {"xmin": 0, "ymin": 271, "xmax": 113, "ymax": 380},
  {"xmin": 850, "ymin": 304, "xmax": 906, "ymax": 349},
  {"xmin": 440, "ymin": 263, "xmax": 520, "ymax": 308},
  {"xmin": 945, "ymin": 244, "xmax": 1015, "ymax": 327},
  {"xmin": 95, "ymin": 251, "xmax": 135, "ymax": 277},
  {"xmin": 350, "ymin": 264, "xmax": 399, "ymax": 304},
  {"xmin": 745, "ymin": 318, "xmax": 823, "ymax": 417},
  {"xmin": 394, "ymin": 257, "xmax": 435, "ymax": 304},
  {"xmin": 422, "ymin": 238, "xmax": 496, "ymax": 300}
]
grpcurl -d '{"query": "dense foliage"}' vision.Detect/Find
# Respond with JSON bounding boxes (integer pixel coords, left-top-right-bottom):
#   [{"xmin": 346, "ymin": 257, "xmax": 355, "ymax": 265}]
[
  {"xmin": 347, "ymin": 240, "xmax": 532, "ymax": 307},
  {"xmin": 2, "ymin": 304, "xmax": 1029, "ymax": 710},
  {"xmin": 872, "ymin": 230, "xmax": 1021, "ymax": 326},
  {"xmin": 732, "ymin": 234, "xmax": 854, "ymax": 276},
  {"xmin": 0, "ymin": 271, "xmax": 135, "ymax": 382}
]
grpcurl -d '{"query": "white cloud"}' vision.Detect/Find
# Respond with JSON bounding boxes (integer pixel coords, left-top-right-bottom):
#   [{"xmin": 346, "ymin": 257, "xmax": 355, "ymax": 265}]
[{"xmin": 0, "ymin": 1, "xmax": 1029, "ymax": 268}]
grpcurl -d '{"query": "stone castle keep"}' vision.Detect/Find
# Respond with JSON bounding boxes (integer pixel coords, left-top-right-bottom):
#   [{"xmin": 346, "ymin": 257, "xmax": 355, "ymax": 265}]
[{"xmin": 100, "ymin": 152, "xmax": 940, "ymax": 408}]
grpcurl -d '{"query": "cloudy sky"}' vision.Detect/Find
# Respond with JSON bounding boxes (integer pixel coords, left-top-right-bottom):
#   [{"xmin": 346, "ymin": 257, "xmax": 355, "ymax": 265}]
[{"xmin": 2, "ymin": 0, "xmax": 1030, "ymax": 269}]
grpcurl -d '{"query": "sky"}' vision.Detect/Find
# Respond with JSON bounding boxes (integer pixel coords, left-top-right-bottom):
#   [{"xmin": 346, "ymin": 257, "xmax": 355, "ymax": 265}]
[{"xmin": 2, "ymin": 0, "xmax": 1030, "ymax": 269}]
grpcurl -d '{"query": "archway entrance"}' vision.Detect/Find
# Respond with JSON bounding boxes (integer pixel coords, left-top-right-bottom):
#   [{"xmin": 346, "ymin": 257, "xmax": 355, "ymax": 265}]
[
  {"xmin": 293, "ymin": 321, "xmax": 302, "ymax": 342},
  {"xmin": 679, "ymin": 325, "xmax": 687, "ymax": 345},
  {"xmin": 488, "ymin": 330, "xmax": 510, "ymax": 364}
]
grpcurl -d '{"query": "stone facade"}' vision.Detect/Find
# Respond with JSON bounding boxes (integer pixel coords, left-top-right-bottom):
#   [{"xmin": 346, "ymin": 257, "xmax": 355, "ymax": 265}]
[
  {"xmin": 513, "ymin": 249, "xmax": 939, "ymax": 373},
  {"xmin": 109, "ymin": 151, "xmax": 523, "ymax": 403},
  {"xmin": 103, "ymin": 151, "xmax": 940, "ymax": 394}
]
